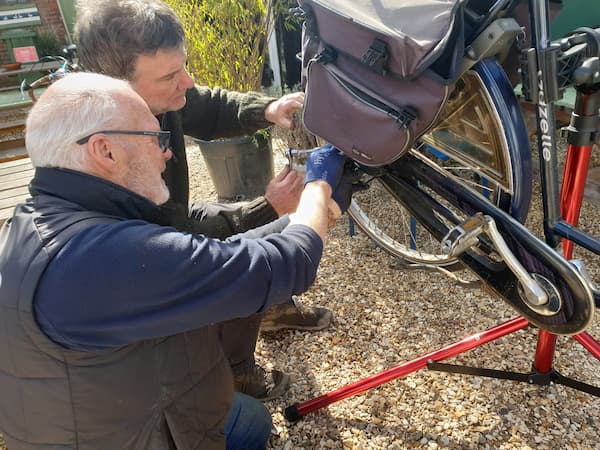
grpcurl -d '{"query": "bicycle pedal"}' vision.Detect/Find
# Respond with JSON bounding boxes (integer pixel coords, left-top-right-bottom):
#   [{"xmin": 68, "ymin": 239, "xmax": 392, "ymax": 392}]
[
  {"xmin": 443, "ymin": 213, "xmax": 552, "ymax": 313},
  {"xmin": 441, "ymin": 213, "xmax": 487, "ymax": 257}
]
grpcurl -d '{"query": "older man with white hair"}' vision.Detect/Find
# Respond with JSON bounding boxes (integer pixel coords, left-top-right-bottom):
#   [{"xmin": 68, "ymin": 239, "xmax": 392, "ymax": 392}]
[
  {"xmin": 0, "ymin": 72, "xmax": 349, "ymax": 450},
  {"xmin": 74, "ymin": 0, "xmax": 335, "ymax": 400}
]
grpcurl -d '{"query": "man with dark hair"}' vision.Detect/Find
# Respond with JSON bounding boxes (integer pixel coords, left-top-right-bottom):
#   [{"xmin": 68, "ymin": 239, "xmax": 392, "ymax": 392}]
[
  {"xmin": 74, "ymin": 0, "xmax": 333, "ymax": 400},
  {"xmin": 0, "ymin": 71, "xmax": 349, "ymax": 449}
]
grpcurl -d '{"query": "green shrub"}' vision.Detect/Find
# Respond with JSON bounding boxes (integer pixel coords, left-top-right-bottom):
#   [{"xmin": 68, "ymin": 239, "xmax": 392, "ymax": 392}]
[{"xmin": 165, "ymin": 0, "xmax": 272, "ymax": 92}]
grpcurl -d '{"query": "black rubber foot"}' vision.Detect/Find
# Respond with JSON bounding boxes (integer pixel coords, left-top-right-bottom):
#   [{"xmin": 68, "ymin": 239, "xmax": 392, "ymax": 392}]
[{"xmin": 284, "ymin": 403, "xmax": 302, "ymax": 422}]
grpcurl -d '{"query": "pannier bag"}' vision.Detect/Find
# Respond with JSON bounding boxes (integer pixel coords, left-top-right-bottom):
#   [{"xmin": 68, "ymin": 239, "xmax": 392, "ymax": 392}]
[{"xmin": 299, "ymin": 0, "xmax": 468, "ymax": 166}]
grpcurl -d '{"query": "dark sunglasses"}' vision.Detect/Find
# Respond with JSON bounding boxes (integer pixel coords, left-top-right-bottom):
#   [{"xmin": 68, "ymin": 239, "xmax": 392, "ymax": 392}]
[{"xmin": 76, "ymin": 130, "xmax": 171, "ymax": 153}]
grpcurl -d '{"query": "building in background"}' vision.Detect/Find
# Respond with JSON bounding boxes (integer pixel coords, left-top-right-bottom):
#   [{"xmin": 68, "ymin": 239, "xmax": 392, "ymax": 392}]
[{"xmin": 0, "ymin": 0, "xmax": 74, "ymax": 65}]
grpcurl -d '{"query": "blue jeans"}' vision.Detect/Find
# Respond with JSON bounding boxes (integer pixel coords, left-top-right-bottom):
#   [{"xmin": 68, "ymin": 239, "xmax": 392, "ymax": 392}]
[{"xmin": 224, "ymin": 392, "xmax": 272, "ymax": 450}]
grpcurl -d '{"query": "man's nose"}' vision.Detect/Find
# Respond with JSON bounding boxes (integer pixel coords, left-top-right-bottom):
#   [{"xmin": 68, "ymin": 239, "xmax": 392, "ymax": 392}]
[
  {"xmin": 180, "ymin": 70, "xmax": 195, "ymax": 89},
  {"xmin": 163, "ymin": 148, "xmax": 173, "ymax": 161}
]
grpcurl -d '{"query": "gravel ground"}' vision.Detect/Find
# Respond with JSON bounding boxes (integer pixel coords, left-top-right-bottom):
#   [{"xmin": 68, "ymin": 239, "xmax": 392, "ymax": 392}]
[
  {"xmin": 0, "ymin": 130, "xmax": 596, "ymax": 449},
  {"xmin": 188, "ymin": 133, "xmax": 600, "ymax": 450}
]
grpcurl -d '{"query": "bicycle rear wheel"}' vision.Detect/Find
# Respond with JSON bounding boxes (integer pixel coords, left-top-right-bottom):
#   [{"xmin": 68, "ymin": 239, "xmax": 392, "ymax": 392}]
[{"xmin": 348, "ymin": 58, "xmax": 532, "ymax": 266}]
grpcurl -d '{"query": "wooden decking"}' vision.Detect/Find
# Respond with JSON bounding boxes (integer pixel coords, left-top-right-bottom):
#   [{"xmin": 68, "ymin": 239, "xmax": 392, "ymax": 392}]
[{"xmin": 0, "ymin": 157, "xmax": 33, "ymax": 224}]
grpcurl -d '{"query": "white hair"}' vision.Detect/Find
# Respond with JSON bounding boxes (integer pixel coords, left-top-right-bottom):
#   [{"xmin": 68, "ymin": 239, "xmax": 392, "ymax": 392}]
[{"xmin": 26, "ymin": 72, "xmax": 133, "ymax": 170}]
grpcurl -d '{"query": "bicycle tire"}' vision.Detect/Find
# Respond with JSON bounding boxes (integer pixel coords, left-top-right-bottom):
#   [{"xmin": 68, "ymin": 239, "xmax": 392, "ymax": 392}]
[{"xmin": 348, "ymin": 58, "xmax": 532, "ymax": 267}]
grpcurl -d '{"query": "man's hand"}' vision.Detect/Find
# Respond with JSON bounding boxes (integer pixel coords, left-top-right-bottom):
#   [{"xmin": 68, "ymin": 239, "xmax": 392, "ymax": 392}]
[
  {"xmin": 264, "ymin": 92, "xmax": 305, "ymax": 129},
  {"xmin": 264, "ymin": 165, "xmax": 303, "ymax": 216},
  {"xmin": 304, "ymin": 145, "xmax": 348, "ymax": 221},
  {"xmin": 331, "ymin": 161, "xmax": 363, "ymax": 214},
  {"xmin": 304, "ymin": 144, "xmax": 346, "ymax": 188}
]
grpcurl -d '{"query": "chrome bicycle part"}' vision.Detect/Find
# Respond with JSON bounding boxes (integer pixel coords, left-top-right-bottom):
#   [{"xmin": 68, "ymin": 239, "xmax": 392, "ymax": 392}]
[
  {"xmin": 517, "ymin": 274, "xmax": 562, "ymax": 317},
  {"xmin": 285, "ymin": 148, "xmax": 313, "ymax": 173},
  {"xmin": 442, "ymin": 213, "xmax": 552, "ymax": 311}
]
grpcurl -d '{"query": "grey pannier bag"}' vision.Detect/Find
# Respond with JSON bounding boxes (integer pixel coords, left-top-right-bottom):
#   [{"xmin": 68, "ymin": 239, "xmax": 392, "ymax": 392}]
[{"xmin": 299, "ymin": 0, "xmax": 468, "ymax": 166}]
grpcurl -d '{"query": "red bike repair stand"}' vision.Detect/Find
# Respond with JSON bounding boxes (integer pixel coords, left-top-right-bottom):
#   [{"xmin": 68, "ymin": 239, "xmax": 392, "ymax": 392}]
[
  {"xmin": 285, "ymin": 138, "xmax": 600, "ymax": 421},
  {"xmin": 285, "ymin": 318, "xmax": 600, "ymax": 421}
]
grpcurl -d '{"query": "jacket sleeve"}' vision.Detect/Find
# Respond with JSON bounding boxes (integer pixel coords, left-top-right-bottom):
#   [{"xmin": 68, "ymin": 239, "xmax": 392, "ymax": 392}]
[
  {"xmin": 34, "ymin": 222, "xmax": 323, "ymax": 351},
  {"xmin": 181, "ymin": 85, "xmax": 275, "ymax": 140}
]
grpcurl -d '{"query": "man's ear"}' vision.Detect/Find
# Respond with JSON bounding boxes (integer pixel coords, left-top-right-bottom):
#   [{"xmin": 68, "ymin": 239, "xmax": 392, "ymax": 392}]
[{"xmin": 86, "ymin": 134, "xmax": 120, "ymax": 174}]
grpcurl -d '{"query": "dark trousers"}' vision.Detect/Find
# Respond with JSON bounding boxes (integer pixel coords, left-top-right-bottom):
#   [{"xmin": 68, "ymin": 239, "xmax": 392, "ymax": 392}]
[{"xmin": 220, "ymin": 316, "xmax": 262, "ymax": 376}]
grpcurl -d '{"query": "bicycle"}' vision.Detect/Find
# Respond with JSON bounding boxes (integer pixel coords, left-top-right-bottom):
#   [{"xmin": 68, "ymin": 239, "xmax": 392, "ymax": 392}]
[
  {"xmin": 345, "ymin": 0, "xmax": 600, "ymax": 336},
  {"xmin": 19, "ymin": 44, "xmax": 79, "ymax": 103},
  {"xmin": 285, "ymin": 0, "xmax": 600, "ymax": 420}
]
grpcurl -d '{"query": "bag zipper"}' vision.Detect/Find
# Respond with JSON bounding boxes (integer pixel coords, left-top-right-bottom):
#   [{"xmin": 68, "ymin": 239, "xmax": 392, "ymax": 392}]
[
  {"xmin": 306, "ymin": 61, "xmax": 414, "ymax": 161},
  {"xmin": 321, "ymin": 62, "xmax": 416, "ymax": 131}
]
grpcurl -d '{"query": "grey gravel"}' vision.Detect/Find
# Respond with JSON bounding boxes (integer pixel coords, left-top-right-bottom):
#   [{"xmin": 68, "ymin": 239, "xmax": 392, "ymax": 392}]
[{"xmin": 188, "ymin": 133, "xmax": 600, "ymax": 450}]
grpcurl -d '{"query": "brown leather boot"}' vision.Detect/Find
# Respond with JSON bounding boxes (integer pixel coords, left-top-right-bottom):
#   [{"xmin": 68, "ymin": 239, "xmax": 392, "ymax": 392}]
[
  {"xmin": 260, "ymin": 299, "xmax": 333, "ymax": 332},
  {"xmin": 233, "ymin": 365, "xmax": 290, "ymax": 401}
]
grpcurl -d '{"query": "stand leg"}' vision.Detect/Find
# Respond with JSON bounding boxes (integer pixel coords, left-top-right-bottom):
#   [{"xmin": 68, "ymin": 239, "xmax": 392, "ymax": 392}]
[
  {"xmin": 533, "ymin": 330, "xmax": 558, "ymax": 373},
  {"xmin": 285, "ymin": 317, "xmax": 529, "ymax": 421},
  {"xmin": 558, "ymin": 138, "xmax": 600, "ymax": 359},
  {"xmin": 573, "ymin": 332, "xmax": 600, "ymax": 360},
  {"xmin": 560, "ymin": 144, "xmax": 593, "ymax": 259}
]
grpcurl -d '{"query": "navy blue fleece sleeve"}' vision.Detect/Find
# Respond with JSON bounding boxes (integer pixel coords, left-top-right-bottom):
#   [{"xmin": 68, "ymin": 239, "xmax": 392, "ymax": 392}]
[{"xmin": 34, "ymin": 221, "xmax": 322, "ymax": 351}]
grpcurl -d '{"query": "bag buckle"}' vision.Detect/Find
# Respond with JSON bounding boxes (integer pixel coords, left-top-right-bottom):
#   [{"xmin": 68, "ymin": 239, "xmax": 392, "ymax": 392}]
[
  {"xmin": 315, "ymin": 46, "xmax": 337, "ymax": 64},
  {"xmin": 388, "ymin": 107, "xmax": 417, "ymax": 128},
  {"xmin": 362, "ymin": 38, "xmax": 390, "ymax": 75}
]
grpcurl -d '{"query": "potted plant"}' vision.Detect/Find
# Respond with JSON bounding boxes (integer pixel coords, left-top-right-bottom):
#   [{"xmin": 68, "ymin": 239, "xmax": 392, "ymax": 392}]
[{"xmin": 165, "ymin": 0, "xmax": 277, "ymax": 201}]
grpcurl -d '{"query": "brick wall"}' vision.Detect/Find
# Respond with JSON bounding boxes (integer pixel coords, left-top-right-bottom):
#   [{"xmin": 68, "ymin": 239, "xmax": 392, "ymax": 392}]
[
  {"xmin": 37, "ymin": 0, "xmax": 69, "ymax": 43},
  {"xmin": 0, "ymin": 1, "xmax": 69, "ymax": 65}
]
